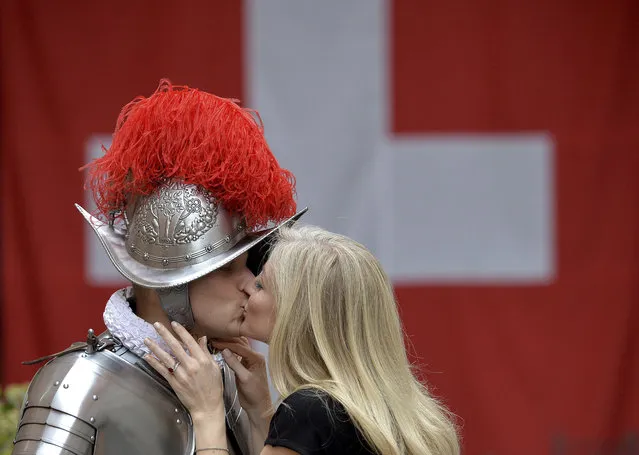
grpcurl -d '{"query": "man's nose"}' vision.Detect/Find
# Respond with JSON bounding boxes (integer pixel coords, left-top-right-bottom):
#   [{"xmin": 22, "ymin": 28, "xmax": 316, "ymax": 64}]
[{"xmin": 239, "ymin": 267, "xmax": 257, "ymax": 296}]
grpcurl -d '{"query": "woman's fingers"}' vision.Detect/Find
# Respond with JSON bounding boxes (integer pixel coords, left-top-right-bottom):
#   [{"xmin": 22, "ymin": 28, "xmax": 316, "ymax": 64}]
[
  {"xmin": 221, "ymin": 349, "xmax": 250, "ymax": 383},
  {"xmin": 212, "ymin": 340, "xmax": 262, "ymax": 363},
  {"xmin": 169, "ymin": 321, "xmax": 209, "ymax": 363},
  {"xmin": 145, "ymin": 345, "xmax": 224, "ymax": 418},
  {"xmin": 199, "ymin": 336, "xmax": 209, "ymax": 352},
  {"xmin": 144, "ymin": 353, "xmax": 173, "ymax": 382},
  {"xmin": 152, "ymin": 322, "xmax": 192, "ymax": 365},
  {"xmin": 144, "ymin": 338, "xmax": 178, "ymax": 372}
]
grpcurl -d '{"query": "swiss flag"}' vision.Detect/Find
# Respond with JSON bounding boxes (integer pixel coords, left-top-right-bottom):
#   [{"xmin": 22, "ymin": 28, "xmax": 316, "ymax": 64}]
[{"xmin": 2, "ymin": 1, "xmax": 637, "ymax": 455}]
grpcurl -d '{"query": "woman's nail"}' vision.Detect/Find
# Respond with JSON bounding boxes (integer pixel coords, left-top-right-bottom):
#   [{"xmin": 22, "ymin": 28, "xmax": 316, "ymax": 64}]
[
  {"xmin": 143, "ymin": 338, "xmax": 151, "ymax": 345},
  {"xmin": 222, "ymin": 349, "xmax": 231, "ymax": 357},
  {"xmin": 171, "ymin": 321, "xmax": 179, "ymax": 327},
  {"xmin": 153, "ymin": 322, "xmax": 161, "ymax": 329}
]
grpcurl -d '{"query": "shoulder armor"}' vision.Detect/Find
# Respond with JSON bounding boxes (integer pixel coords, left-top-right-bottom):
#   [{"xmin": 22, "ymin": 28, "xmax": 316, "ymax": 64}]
[{"xmin": 13, "ymin": 332, "xmax": 195, "ymax": 455}]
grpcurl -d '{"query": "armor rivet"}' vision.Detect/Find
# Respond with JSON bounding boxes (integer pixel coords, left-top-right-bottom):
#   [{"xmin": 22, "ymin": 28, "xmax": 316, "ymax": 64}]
[
  {"xmin": 90, "ymin": 417, "xmax": 95, "ymax": 423},
  {"xmin": 143, "ymin": 252, "xmax": 149, "ymax": 260},
  {"xmin": 162, "ymin": 259, "xmax": 169, "ymax": 266},
  {"xmin": 54, "ymin": 381, "xmax": 60, "ymax": 386},
  {"xmin": 131, "ymin": 243, "xmax": 135, "ymax": 250},
  {"xmin": 175, "ymin": 408, "xmax": 179, "ymax": 413},
  {"xmin": 63, "ymin": 384, "xmax": 69, "ymax": 389},
  {"xmin": 92, "ymin": 395, "xmax": 99, "ymax": 401},
  {"xmin": 81, "ymin": 353, "xmax": 87, "ymax": 358},
  {"xmin": 225, "ymin": 235, "xmax": 231, "ymax": 243},
  {"xmin": 206, "ymin": 245, "xmax": 213, "ymax": 252},
  {"xmin": 176, "ymin": 419, "xmax": 181, "ymax": 424},
  {"xmin": 91, "ymin": 436, "xmax": 95, "ymax": 442},
  {"xmin": 185, "ymin": 254, "xmax": 191, "ymax": 261}
]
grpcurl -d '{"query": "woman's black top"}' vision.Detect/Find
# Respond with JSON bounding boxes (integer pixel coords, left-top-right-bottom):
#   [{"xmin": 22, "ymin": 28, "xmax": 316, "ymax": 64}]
[{"xmin": 265, "ymin": 389, "xmax": 375, "ymax": 454}]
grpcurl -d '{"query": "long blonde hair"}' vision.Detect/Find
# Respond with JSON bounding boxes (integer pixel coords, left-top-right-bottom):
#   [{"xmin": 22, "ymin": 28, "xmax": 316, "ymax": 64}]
[{"xmin": 266, "ymin": 225, "xmax": 460, "ymax": 455}]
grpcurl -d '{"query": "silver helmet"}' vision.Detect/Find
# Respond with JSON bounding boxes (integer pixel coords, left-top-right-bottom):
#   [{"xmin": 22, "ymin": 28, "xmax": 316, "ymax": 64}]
[{"xmin": 80, "ymin": 179, "xmax": 306, "ymax": 329}]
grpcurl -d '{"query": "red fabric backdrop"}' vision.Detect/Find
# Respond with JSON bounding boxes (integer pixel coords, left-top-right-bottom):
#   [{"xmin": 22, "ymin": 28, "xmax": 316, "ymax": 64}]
[{"xmin": 1, "ymin": 1, "xmax": 638, "ymax": 454}]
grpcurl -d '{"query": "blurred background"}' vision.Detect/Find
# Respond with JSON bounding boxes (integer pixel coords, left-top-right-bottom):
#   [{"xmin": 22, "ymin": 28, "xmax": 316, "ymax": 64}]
[{"xmin": 1, "ymin": 1, "xmax": 638, "ymax": 454}]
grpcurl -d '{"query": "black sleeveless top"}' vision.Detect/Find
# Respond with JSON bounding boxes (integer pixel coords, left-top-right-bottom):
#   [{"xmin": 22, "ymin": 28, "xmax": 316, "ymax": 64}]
[{"xmin": 265, "ymin": 389, "xmax": 375, "ymax": 454}]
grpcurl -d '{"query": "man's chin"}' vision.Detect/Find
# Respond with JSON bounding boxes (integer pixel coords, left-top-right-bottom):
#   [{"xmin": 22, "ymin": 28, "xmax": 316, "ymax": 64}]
[
  {"xmin": 204, "ymin": 327, "xmax": 240, "ymax": 340},
  {"xmin": 237, "ymin": 321, "xmax": 248, "ymax": 338},
  {"xmin": 237, "ymin": 321, "xmax": 256, "ymax": 340}
]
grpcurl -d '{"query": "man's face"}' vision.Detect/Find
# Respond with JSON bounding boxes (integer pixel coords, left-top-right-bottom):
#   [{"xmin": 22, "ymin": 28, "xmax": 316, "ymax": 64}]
[{"xmin": 188, "ymin": 252, "xmax": 254, "ymax": 338}]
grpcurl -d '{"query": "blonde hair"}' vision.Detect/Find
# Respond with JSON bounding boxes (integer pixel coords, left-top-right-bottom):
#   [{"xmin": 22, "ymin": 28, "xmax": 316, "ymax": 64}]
[{"xmin": 266, "ymin": 225, "xmax": 460, "ymax": 455}]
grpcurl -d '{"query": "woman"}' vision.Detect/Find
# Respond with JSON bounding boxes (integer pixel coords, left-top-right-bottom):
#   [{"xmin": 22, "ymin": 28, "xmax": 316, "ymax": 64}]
[{"xmin": 144, "ymin": 225, "xmax": 460, "ymax": 455}]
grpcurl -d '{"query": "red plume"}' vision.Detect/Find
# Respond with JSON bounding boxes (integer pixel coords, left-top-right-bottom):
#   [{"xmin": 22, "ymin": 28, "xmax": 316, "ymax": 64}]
[{"xmin": 83, "ymin": 79, "xmax": 296, "ymax": 229}]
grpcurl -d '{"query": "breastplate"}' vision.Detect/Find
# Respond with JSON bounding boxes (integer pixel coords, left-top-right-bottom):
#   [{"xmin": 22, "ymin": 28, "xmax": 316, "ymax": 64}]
[{"xmin": 12, "ymin": 331, "xmax": 251, "ymax": 455}]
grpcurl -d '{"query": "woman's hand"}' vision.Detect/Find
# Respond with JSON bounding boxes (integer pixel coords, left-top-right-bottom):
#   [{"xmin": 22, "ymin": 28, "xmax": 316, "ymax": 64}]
[
  {"xmin": 213, "ymin": 337, "xmax": 273, "ymax": 453},
  {"xmin": 212, "ymin": 338, "xmax": 273, "ymax": 420},
  {"xmin": 144, "ymin": 321, "xmax": 225, "ymax": 421}
]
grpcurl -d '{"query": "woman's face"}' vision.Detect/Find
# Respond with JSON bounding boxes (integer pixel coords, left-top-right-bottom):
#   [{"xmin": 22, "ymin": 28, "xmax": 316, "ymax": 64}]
[{"xmin": 240, "ymin": 262, "xmax": 277, "ymax": 343}]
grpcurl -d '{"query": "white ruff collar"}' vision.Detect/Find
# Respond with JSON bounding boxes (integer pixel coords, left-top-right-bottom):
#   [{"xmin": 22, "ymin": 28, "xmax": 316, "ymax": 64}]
[
  {"xmin": 103, "ymin": 287, "xmax": 225, "ymax": 368},
  {"xmin": 103, "ymin": 287, "xmax": 174, "ymax": 358}
]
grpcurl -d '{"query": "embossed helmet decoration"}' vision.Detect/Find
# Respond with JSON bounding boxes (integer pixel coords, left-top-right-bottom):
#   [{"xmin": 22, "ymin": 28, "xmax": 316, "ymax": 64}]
[{"xmin": 78, "ymin": 79, "xmax": 306, "ymax": 329}]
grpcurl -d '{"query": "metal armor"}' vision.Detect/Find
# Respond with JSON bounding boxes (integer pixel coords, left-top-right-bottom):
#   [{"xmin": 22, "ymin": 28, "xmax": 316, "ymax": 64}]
[{"xmin": 12, "ymin": 331, "xmax": 251, "ymax": 455}]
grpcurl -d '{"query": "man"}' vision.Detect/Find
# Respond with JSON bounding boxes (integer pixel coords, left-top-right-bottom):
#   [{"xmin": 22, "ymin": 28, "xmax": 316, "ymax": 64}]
[{"xmin": 12, "ymin": 79, "xmax": 306, "ymax": 455}]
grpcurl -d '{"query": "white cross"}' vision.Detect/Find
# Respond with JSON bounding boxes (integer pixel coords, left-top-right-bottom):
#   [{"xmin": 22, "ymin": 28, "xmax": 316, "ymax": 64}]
[
  {"xmin": 246, "ymin": 0, "xmax": 554, "ymax": 284},
  {"xmin": 86, "ymin": 0, "xmax": 554, "ymax": 286}
]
